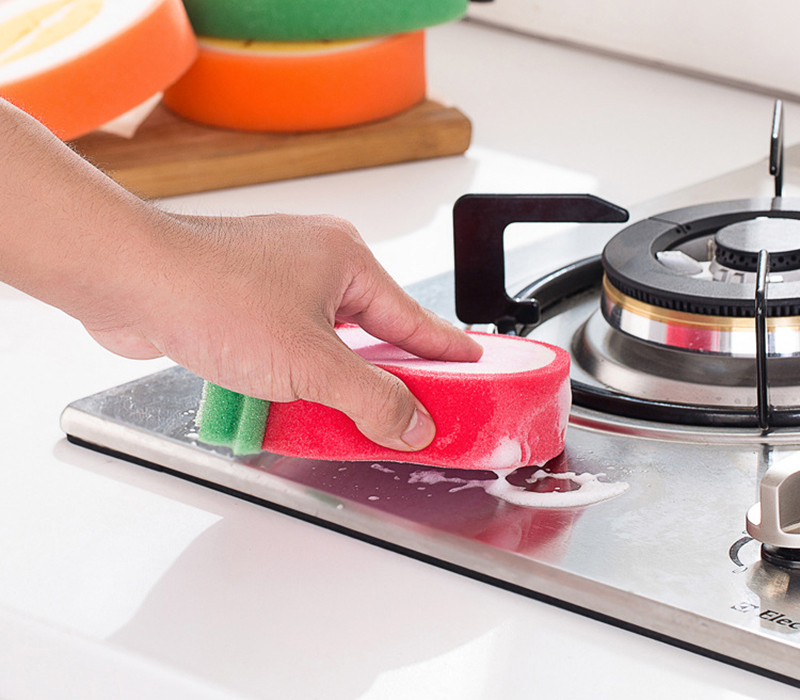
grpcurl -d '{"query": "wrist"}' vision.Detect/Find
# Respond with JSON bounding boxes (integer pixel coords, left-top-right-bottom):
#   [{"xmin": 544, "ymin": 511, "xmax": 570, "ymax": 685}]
[{"xmin": 0, "ymin": 99, "xmax": 167, "ymax": 327}]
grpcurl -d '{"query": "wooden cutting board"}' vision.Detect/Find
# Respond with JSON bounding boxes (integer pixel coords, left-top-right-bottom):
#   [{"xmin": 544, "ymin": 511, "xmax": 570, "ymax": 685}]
[{"xmin": 70, "ymin": 98, "xmax": 472, "ymax": 199}]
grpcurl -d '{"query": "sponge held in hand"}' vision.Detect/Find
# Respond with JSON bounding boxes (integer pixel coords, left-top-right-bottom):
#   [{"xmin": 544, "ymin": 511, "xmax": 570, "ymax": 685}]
[
  {"xmin": 197, "ymin": 382, "xmax": 269, "ymax": 457},
  {"xmin": 197, "ymin": 326, "xmax": 571, "ymax": 470}
]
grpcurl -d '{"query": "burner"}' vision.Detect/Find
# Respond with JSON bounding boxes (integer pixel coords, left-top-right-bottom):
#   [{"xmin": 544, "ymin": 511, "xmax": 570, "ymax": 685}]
[
  {"xmin": 601, "ymin": 199, "xmax": 800, "ymax": 357},
  {"xmin": 514, "ymin": 256, "xmax": 800, "ymax": 429},
  {"xmin": 602, "ymin": 199, "xmax": 800, "ymax": 319},
  {"xmin": 714, "ymin": 218, "xmax": 800, "ymax": 273},
  {"xmin": 452, "ymin": 193, "xmax": 800, "ymax": 428}
]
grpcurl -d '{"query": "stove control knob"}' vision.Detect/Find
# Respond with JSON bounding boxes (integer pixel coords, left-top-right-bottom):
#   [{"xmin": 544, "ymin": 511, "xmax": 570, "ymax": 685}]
[{"xmin": 747, "ymin": 454, "xmax": 800, "ymax": 549}]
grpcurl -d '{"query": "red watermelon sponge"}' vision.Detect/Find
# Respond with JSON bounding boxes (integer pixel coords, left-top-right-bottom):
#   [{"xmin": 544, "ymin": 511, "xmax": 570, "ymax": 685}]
[{"xmin": 257, "ymin": 325, "xmax": 571, "ymax": 470}]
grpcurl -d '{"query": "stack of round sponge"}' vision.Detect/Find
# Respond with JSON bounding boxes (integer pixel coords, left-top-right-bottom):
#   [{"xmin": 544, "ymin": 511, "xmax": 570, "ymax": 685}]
[{"xmin": 162, "ymin": 0, "xmax": 470, "ymax": 132}]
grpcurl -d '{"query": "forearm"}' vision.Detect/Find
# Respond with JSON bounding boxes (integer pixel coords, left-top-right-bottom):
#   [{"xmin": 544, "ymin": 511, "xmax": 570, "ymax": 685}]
[
  {"xmin": 0, "ymin": 97, "xmax": 483, "ymax": 451},
  {"xmin": 0, "ymin": 99, "xmax": 163, "ymax": 323}
]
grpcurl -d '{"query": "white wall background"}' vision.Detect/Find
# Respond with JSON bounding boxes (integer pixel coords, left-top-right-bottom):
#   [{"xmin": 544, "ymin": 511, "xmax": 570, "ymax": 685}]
[{"xmin": 468, "ymin": 0, "xmax": 800, "ymax": 98}]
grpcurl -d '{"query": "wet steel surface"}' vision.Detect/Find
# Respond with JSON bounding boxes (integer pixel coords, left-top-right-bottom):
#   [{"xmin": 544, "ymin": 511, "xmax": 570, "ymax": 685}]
[{"xmin": 61, "ymin": 364, "xmax": 800, "ymax": 685}]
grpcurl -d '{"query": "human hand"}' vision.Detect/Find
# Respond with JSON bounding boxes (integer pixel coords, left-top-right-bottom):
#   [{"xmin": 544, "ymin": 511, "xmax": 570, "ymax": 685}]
[
  {"xmin": 0, "ymin": 97, "xmax": 481, "ymax": 451},
  {"xmin": 80, "ymin": 211, "xmax": 483, "ymax": 452}
]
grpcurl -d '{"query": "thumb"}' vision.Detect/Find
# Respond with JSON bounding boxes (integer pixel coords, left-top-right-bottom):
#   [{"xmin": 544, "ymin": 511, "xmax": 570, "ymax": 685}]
[{"xmin": 303, "ymin": 333, "xmax": 436, "ymax": 452}]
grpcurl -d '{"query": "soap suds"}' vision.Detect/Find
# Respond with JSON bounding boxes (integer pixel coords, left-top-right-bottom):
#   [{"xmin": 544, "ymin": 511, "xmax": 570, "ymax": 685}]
[
  {"xmin": 484, "ymin": 439, "xmax": 523, "ymax": 470},
  {"xmin": 557, "ymin": 380, "xmax": 572, "ymax": 435},
  {"xmin": 408, "ymin": 470, "xmax": 454, "ymax": 485},
  {"xmin": 486, "ymin": 469, "xmax": 629, "ymax": 508},
  {"xmin": 370, "ymin": 463, "xmax": 396, "ymax": 474},
  {"xmin": 408, "ymin": 469, "xmax": 488, "ymax": 493},
  {"xmin": 402, "ymin": 466, "xmax": 629, "ymax": 509}
]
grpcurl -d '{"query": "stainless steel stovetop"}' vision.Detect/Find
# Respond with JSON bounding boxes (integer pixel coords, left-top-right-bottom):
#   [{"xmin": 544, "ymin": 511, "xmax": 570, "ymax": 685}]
[{"xmin": 61, "ymin": 139, "xmax": 800, "ymax": 688}]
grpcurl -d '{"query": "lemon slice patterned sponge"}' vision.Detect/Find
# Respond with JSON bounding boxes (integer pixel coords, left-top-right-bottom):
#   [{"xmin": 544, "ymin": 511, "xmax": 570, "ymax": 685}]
[{"xmin": 0, "ymin": 0, "xmax": 197, "ymax": 140}]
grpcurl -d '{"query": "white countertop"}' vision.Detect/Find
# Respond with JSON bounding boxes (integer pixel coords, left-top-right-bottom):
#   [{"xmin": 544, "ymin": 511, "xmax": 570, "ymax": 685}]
[{"xmin": 3, "ymin": 19, "xmax": 800, "ymax": 700}]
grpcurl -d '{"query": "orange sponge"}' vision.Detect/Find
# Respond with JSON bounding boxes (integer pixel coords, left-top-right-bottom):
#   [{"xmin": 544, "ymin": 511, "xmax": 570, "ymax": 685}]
[
  {"xmin": 0, "ymin": 0, "xmax": 197, "ymax": 140},
  {"xmin": 162, "ymin": 31, "xmax": 426, "ymax": 132}
]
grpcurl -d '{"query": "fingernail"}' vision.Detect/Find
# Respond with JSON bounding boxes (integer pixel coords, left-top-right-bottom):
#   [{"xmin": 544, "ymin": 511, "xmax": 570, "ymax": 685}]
[{"xmin": 401, "ymin": 407, "xmax": 435, "ymax": 450}]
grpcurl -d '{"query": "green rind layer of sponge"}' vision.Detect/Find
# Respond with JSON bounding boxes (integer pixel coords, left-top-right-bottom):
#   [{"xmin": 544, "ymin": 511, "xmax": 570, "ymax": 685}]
[
  {"xmin": 197, "ymin": 382, "xmax": 269, "ymax": 456},
  {"xmin": 181, "ymin": 0, "xmax": 468, "ymax": 41}
]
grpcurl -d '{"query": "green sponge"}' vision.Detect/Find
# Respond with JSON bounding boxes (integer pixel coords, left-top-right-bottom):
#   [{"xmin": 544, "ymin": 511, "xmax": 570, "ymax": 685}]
[
  {"xmin": 197, "ymin": 382, "xmax": 269, "ymax": 456},
  {"xmin": 181, "ymin": 0, "xmax": 469, "ymax": 41}
]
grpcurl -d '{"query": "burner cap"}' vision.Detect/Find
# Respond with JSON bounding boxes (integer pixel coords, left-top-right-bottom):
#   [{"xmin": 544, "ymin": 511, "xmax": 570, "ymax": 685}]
[{"xmin": 715, "ymin": 217, "xmax": 800, "ymax": 272}]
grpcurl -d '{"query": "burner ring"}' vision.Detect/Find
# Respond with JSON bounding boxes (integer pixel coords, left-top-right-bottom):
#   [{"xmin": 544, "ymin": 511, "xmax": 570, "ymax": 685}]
[
  {"xmin": 602, "ymin": 198, "xmax": 800, "ymax": 317},
  {"xmin": 601, "ymin": 276, "xmax": 800, "ymax": 356}
]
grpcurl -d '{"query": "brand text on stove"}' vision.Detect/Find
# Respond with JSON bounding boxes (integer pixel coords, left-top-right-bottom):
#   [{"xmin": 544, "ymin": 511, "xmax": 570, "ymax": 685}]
[{"xmin": 759, "ymin": 610, "xmax": 800, "ymax": 629}]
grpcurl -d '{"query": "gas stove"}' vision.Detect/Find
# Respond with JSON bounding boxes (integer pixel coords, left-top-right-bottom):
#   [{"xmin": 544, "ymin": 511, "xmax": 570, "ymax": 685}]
[{"xmin": 62, "ymin": 101, "xmax": 800, "ymax": 688}]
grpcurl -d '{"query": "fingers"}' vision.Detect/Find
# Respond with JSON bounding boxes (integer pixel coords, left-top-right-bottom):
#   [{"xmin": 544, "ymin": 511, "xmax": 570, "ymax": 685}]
[
  {"xmin": 341, "ymin": 263, "xmax": 484, "ymax": 365},
  {"xmin": 135, "ymin": 212, "xmax": 479, "ymax": 453},
  {"xmin": 300, "ymin": 328, "xmax": 436, "ymax": 451},
  {"xmin": 373, "ymin": 305, "xmax": 484, "ymax": 364},
  {"xmin": 295, "ymin": 228, "xmax": 480, "ymax": 450}
]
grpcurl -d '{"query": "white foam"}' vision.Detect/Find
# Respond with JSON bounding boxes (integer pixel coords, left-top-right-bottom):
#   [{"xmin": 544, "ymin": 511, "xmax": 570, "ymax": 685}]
[
  {"xmin": 337, "ymin": 325, "xmax": 556, "ymax": 374},
  {"xmin": 407, "ymin": 470, "xmax": 486, "ymax": 493},
  {"xmin": 557, "ymin": 380, "xmax": 572, "ymax": 435},
  {"xmin": 369, "ymin": 463, "xmax": 396, "ymax": 474},
  {"xmin": 485, "ymin": 469, "xmax": 629, "ymax": 509},
  {"xmin": 408, "ymin": 470, "xmax": 464, "ymax": 486},
  {"xmin": 483, "ymin": 439, "xmax": 523, "ymax": 470},
  {"xmin": 403, "ymin": 467, "xmax": 628, "ymax": 508}
]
